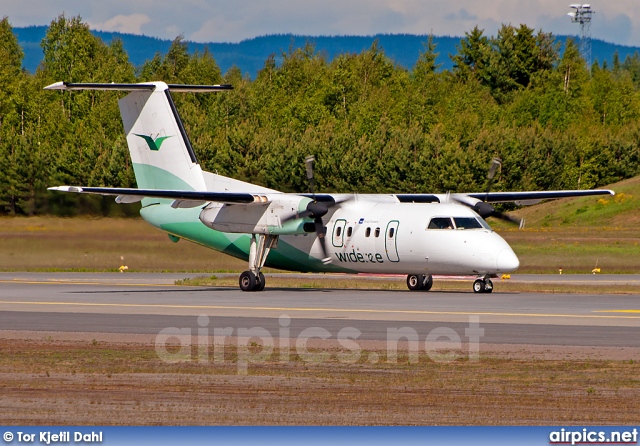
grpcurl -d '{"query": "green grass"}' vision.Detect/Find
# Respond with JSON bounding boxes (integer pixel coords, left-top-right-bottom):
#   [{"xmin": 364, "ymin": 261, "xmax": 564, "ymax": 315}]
[
  {"xmin": 0, "ymin": 216, "xmax": 248, "ymax": 272},
  {"xmin": 489, "ymin": 176, "xmax": 640, "ymax": 273},
  {"xmin": 497, "ymin": 227, "xmax": 640, "ymax": 273},
  {"xmin": 492, "ymin": 175, "xmax": 640, "ymax": 230}
]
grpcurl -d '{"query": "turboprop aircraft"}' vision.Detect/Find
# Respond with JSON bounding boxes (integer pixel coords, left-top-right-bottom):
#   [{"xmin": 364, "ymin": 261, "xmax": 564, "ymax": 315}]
[{"xmin": 46, "ymin": 81, "xmax": 614, "ymax": 293}]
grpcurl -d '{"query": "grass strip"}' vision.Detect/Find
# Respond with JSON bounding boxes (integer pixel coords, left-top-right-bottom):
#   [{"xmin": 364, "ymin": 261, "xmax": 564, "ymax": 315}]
[{"xmin": 1, "ymin": 338, "xmax": 638, "ymax": 425}]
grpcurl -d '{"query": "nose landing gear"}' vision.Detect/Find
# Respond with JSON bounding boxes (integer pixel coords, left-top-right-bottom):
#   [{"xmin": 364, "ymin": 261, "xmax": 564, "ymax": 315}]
[{"xmin": 473, "ymin": 276, "xmax": 493, "ymax": 294}]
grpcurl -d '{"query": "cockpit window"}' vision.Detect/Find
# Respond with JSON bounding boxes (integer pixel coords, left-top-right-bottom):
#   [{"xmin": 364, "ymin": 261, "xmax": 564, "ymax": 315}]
[
  {"xmin": 427, "ymin": 217, "xmax": 454, "ymax": 229},
  {"xmin": 476, "ymin": 217, "xmax": 493, "ymax": 230},
  {"xmin": 453, "ymin": 217, "xmax": 483, "ymax": 230},
  {"xmin": 428, "ymin": 216, "xmax": 490, "ymax": 230}
]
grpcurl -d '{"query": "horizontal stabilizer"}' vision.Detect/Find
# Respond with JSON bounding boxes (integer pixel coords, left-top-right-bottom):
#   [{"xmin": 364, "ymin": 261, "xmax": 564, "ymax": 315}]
[{"xmin": 44, "ymin": 82, "xmax": 233, "ymax": 92}]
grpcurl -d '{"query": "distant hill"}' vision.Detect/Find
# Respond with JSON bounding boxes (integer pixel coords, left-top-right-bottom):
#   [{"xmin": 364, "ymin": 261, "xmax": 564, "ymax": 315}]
[{"xmin": 13, "ymin": 26, "xmax": 640, "ymax": 78}]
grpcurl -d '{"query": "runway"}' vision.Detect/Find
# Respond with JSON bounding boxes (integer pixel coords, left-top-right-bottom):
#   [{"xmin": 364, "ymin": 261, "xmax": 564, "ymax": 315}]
[{"xmin": 0, "ymin": 272, "xmax": 639, "ymax": 347}]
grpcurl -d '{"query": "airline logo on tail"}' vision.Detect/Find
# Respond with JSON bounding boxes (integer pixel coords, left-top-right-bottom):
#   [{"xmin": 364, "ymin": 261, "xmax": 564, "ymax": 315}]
[{"xmin": 134, "ymin": 134, "xmax": 173, "ymax": 151}]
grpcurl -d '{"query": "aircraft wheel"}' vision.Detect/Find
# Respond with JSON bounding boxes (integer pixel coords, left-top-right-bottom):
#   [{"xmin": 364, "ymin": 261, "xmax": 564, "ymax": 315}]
[
  {"xmin": 483, "ymin": 279, "xmax": 493, "ymax": 293},
  {"xmin": 239, "ymin": 271, "xmax": 257, "ymax": 291},
  {"xmin": 407, "ymin": 274, "xmax": 425, "ymax": 291},
  {"xmin": 422, "ymin": 274, "xmax": 433, "ymax": 291},
  {"xmin": 473, "ymin": 279, "xmax": 486, "ymax": 294},
  {"xmin": 255, "ymin": 272, "xmax": 266, "ymax": 291}
]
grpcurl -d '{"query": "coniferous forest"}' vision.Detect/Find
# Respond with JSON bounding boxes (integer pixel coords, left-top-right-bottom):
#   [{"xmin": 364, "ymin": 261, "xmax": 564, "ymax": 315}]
[{"xmin": 1, "ymin": 15, "xmax": 640, "ymax": 216}]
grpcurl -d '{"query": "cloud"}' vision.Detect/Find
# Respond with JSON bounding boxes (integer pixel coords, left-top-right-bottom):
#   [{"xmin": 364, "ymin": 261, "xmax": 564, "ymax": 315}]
[
  {"xmin": 188, "ymin": 1, "xmax": 394, "ymax": 42},
  {"xmin": 88, "ymin": 14, "xmax": 151, "ymax": 35},
  {"xmin": 445, "ymin": 9, "xmax": 478, "ymax": 22},
  {"xmin": 592, "ymin": 13, "xmax": 633, "ymax": 46},
  {"xmin": 2, "ymin": 0, "xmax": 640, "ymax": 46}
]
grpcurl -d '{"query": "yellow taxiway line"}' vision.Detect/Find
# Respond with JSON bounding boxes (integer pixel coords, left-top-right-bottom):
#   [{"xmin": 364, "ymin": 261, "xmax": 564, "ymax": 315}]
[
  {"xmin": 1, "ymin": 300, "xmax": 639, "ymax": 320},
  {"xmin": 595, "ymin": 310, "xmax": 640, "ymax": 314},
  {"xmin": 0, "ymin": 279, "xmax": 177, "ymax": 287}
]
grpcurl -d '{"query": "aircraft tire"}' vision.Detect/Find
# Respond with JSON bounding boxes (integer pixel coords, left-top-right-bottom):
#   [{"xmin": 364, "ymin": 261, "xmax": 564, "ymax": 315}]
[
  {"xmin": 473, "ymin": 279, "xmax": 486, "ymax": 294},
  {"xmin": 239, "ymin": 271, "xmax": 257, "ymax": 291},
  {"xmin": 255, "ymin": 272, "xmax": 266, "ymax": 291},
  {"xmin": 407, "ymin": 274, "xmax": 425, "ymax": 291},
  {"xmin": 483, "ymin": 279, "xmax": 493, "ymax": 293},
  {"xmin": 422, "ymin": 274, "xmax": 433, "ymax": 291}
]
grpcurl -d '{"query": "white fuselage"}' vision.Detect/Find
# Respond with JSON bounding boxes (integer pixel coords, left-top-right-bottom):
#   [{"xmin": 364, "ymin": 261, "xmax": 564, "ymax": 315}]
[{"xmin": 278, "ymin": 201, "xmax": 519, "ymax": 276}]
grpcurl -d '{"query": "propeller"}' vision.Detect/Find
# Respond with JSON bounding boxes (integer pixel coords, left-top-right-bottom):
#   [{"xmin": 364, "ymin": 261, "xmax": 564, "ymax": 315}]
[
  {"xmin": 485, "ymin": 157, "xmax": 501, "ymax": 201},
  {"xmin": 454, "ymin": 157, "xmax": 524, "ymax": 229},
  {"xmin": 282, "ymin": 156, "xmax": 339, "ymax": 264}
]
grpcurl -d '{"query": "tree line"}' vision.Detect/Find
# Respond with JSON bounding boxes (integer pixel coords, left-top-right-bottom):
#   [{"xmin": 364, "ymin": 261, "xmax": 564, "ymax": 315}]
[{"xmin": 1, "ymin": 14, "xmax": 639, "ymax": 216}]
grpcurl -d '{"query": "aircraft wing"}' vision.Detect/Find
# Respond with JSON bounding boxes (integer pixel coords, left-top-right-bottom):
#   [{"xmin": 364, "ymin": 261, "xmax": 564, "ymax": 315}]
[
  {"xmin": 49, "ymin": 185, "xmax": 616, "ymax": 207},
  {"xmin": 48, "ymin": 186, "xmax": 261, "ymax": 205},
  {"xmin": 466, "ymin": 189, "xmax": 615, "ymax": 204},
  {"xmin": 386, "ymin": 189, "xmax": 614, "ymax": 204}
]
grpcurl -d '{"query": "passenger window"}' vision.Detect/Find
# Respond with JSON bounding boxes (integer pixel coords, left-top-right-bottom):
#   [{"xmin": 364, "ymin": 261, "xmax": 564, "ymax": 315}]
[
  {"xmin": 427, "ymin": 217, "xmax": 454, "ymax": 230},
  {"xmin": 375, "ymin": 227, "xmax": 380, "ymax": 237},
  {"xmin": 453, "ymin": 217, "xmax": 483, "ymax": 230},
  {"xmin": 336, "ymin": 226, "xmax": 342, "ymax": 237},
  {"xmin": 388, "ymin": 227, "xmax": 395, "ymax": 238},
  {"xmin": 365, "ymin": 227, "xmax": 371, "ymax": 237},
  {"xmin": 347, "ymin": 227, "xmax": 352, "ymax": 237}
]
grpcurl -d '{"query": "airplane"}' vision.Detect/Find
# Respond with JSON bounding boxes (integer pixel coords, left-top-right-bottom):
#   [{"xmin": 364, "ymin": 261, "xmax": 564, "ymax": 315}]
[{"xmin": 45, "ymin": 81, "xmax": 615, "ymax": 293}]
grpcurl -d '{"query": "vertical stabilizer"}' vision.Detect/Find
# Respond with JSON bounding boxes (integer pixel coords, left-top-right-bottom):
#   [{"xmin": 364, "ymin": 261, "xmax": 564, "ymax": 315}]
[
  {"xmin": 118, "ymin": 82, "xmax": 206, "ymax": 191},
  {"xmin": 44, "ymin": 81, "xmax": 233, "ymax": 193}
]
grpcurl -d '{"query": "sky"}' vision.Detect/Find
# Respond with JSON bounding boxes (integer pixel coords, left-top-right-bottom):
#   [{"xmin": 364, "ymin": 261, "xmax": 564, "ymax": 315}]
[{"xmin": 2, "ymin": 0, "xmax": 638, "ymax": 47}]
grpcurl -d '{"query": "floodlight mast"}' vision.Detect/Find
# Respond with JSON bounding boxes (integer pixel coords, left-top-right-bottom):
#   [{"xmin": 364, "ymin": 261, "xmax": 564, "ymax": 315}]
[{"xmin": 567, "ymin": 4, "xmax": 594, "ymax": 67}]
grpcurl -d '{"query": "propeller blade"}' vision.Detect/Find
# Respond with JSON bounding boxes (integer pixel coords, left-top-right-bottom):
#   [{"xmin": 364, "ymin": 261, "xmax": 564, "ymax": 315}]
[
  {"xmin": 315, "ymin": 217, "xmax": 331, "ymax": 264},
  {"xmin": 281, "ymin": 200, "xmax": 326, "ymax": 223},
  {"xmin": 492, "ymin": 210, "xmax": 524, "ymax": 228},
  {"xmin": 487, "ymin": 157, "xmax": 502, "ymax": 181},
  {"xmin": 305, "ymin": 155, "xmax": 315, "ymax": 180},
  {"xmin": 451, "ymin": 196, "xmax": 523, "ymax": 229},
  {"xmin": 305, "ymin": 155, "xmax": 316, "ymax": 200},
  {"xmin": 288, "ymin": 155, "xmax": 340, "ymax": 263},
  {"xmin": 485, "ymin": 157, "xmax": 502, "ymax": 200}
]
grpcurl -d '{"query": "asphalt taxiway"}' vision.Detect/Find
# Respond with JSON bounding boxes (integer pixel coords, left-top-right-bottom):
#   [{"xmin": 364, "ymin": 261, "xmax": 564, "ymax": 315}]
[{"xmin": 0, "ymin": 272, "xmax": 639, "ymax": 347}]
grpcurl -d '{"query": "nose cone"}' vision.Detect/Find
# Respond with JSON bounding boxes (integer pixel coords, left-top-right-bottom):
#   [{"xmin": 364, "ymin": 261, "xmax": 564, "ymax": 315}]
[{"xmin": 497, "ymin": 248, "xmax": 520, "ymax": 272}]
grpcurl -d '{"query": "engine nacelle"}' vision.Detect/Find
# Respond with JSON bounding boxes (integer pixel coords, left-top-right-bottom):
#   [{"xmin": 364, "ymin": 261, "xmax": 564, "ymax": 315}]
[{"xmin": 199, "ymin": 195, "xmax": 312, "ymax": 234}]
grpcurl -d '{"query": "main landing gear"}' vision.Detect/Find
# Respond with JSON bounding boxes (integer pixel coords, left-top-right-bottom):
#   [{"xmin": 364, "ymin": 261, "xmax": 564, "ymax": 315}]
[
  {"xmin": 406, "ymin": 274, "xmax": 433, "ymax": 291},
  {"xmin": 239, "ymin": 234, "xmax": 278, "ymax": 292},
  {"xmin": 473, "ymin": 275, "xmax": 494, "ymax": 294},
  {"xmin": 406, "ymin": 274, "xmax": 494, "ymax": 293}
]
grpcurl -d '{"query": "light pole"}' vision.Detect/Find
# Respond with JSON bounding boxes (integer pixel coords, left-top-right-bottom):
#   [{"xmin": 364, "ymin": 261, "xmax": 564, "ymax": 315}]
[{"xmin": 568, "ymin": 4, "xmax": 594, "ymax": 67}]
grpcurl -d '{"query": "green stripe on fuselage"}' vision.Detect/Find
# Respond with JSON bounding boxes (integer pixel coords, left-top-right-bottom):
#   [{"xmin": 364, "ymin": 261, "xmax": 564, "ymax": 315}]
[
  {"xmin": 131, "ymin": 164, "xmax": 355, "ymax": 272},
  {"xmin": 139, "ymin": 203, "xmax": 355, "ymax": 273}
]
